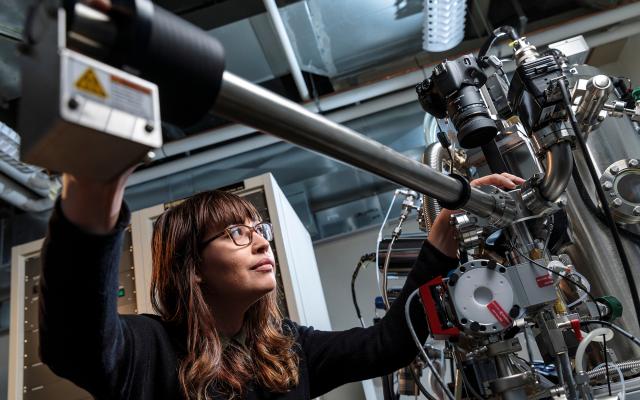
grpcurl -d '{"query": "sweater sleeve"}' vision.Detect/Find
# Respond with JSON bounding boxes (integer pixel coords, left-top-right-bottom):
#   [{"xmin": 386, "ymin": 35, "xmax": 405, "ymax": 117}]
[
  {"xmin": 39, "ymin": 198, "xmax": 135, "ymax": 398},
  {"xmin": 296, "ymin": 240, "xmax": 458, "ymax": 398}
]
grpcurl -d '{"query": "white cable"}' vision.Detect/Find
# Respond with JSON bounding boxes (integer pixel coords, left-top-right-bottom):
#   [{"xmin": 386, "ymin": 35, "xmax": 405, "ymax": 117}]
[
  {"xmin": 575, "ymin": 328, "xmax": 615, "ymax": 374},
  {"xmin": 566, "ymin": 271, "xmax": 591, "ymax": 308},
  {"xmin": 375, "ymin": 191, "xmax": 398, "ymax": 297},
  {"xmin": 594, "ymin": 362, "xmax": 626, "ymax": 400},
  {"xmin": 405, "ymin": 289, "xmax": 455, "ymax": 400}
]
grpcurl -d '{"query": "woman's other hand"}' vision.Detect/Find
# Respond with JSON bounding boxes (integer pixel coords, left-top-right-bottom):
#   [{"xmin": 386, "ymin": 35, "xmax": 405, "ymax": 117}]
[{"xmin": 427, "ymin": 173, "xmax": 525, "ymax": 258}]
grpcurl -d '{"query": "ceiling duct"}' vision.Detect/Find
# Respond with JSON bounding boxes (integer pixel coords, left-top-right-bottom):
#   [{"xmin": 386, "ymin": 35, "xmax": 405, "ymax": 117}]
[{"xmin": 422, "ymin": 0, "xmax": 467, "ymax": 52}]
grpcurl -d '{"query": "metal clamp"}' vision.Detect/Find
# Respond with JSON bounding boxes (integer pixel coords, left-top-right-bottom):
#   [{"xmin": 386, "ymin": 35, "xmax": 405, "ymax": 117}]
[
  {"xmin": 450, "ymin": 212, "xmax": 485, "ymax": 251},
  {"xmin": 480, "ymin": 185, "xmax": 519, "ymax": 227},
  {"xmin": 530, "ymin": 124, "xmax": 575, "ymax": 155},
  {"xmin": 519, "ymin": 174, "xmax": 559, "ymax": 216}
]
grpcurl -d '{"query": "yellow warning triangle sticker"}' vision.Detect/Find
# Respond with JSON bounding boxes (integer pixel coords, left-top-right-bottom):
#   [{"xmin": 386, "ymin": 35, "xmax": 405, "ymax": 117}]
[{"xmin": 75, "ymin": 68, "xmax": 107, "ymax": 98}]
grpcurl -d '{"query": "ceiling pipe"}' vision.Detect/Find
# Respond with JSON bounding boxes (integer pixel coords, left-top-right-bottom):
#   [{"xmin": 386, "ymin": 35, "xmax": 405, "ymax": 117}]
[{"xmin": 262, "ymin": 0, "xmax": 311, "ymax": 102}]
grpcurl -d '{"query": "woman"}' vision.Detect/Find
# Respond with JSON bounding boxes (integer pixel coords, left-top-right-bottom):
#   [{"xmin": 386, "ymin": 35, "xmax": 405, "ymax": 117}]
[{"xmin": 39, "ymin": 171, "xmax": 523, "ymax": 399}]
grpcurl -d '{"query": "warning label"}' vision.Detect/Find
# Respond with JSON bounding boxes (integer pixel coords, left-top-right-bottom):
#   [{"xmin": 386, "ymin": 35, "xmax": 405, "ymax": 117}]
[
  {"xmin": 487, "ymin": 300, "xmax": 513, "ymax": 327},
  {"xmin": 66, "ymin": 54, "xmax": 155, "ymax": 121},
  {"xmin": 535, "ymin": 274, "xmax": 554, "ymax": 288},
  {"xmin": 75, "ymin": 68, "xmax": 107, "ymax": 98}
]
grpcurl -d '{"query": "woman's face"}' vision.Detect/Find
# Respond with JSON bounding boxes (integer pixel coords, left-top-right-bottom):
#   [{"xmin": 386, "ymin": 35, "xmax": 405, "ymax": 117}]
[{"xmin": 199, "ymin": 219, "xmax": 277, "ymax": 304}]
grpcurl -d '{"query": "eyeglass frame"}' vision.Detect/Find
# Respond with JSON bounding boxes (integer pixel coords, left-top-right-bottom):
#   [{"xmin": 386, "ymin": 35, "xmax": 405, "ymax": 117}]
[{"xmin": 199, "ymin": 222, "xmax": 274, "ymax": 249}]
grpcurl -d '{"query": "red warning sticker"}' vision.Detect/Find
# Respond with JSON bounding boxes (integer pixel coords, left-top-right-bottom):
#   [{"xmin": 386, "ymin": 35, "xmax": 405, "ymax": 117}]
[
  {"xmin": 487, "ymin": 300, "xmax": 513, "ymax": 327},
  {"xmin": 536, "ymin": 274, "xmax": 554, "ymax": 288}
]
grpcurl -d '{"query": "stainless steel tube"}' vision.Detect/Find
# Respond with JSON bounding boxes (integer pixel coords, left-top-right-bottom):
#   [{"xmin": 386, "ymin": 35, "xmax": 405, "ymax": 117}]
[
  {"xmin": 421, "ymin": 142, "xmax": 447, "ymax": 231},
  {"xmin": 539, "ymin": 142, "xmax": 573, "ymax": 202},
  {"xmin": 214, "ymin": 72, "xmax": 499, "ymax": 218}
]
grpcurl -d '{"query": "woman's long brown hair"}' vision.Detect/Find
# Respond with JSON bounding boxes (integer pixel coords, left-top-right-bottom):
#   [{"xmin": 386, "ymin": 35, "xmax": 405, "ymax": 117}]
[{"xmin": 150, "ymin": 190, "xmax": 299, "ymax": 399}]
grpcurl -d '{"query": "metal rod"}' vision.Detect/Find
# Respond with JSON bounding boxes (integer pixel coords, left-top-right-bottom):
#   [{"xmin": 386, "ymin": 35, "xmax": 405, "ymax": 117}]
[
  {"xmin": 560, "ymin": 352, "xmax": 578, "ymax": 400},
  {"xmin": 214, "ymin": 71, "xmax": 499, "ymax": 218}
]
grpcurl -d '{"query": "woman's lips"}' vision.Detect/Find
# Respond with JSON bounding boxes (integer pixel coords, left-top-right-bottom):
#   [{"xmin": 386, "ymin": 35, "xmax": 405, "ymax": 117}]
[{"xmin": 251, "ymin": 259, "xmax": 274, "ymax": 272}]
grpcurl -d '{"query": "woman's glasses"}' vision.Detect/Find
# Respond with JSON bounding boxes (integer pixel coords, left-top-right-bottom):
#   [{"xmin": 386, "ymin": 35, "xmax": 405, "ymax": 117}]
[{"xmin": 200, "ymin": 222, "xmax": 274, "ymax": 248}]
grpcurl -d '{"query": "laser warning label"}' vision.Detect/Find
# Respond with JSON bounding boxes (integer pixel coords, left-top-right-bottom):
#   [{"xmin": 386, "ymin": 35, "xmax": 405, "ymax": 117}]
[{"xmin": 75, "ymin": 68, "xmax": 107, "ymax": 98}]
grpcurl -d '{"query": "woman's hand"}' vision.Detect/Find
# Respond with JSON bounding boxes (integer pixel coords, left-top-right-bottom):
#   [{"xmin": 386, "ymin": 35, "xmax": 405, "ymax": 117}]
[
  {"xmin": 61, "ymin": 164, "xmax": 137, "ymax": 235},
  {"xmin": 427, "ymin": 173, "xmax": 525, "ymax": 258}
]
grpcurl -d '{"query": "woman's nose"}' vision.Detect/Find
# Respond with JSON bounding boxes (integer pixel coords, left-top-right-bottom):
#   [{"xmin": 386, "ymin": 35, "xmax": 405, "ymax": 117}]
[{"xmin": 252, "ymin": 232, "xmax": 270, "ymax": 252}]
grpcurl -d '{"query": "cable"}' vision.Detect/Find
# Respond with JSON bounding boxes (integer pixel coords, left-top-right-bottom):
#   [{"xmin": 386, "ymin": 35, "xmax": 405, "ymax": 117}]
[
  {"xmin": 581, "ymin": 320, "xmax": 640, "ymax": 348},
  {"xmin": 453, "ymin": 352, "xmax": 485, "ymax": 400},
  {"xmin": 382, "ymin": 191, "xmax": 416, "ymax": 310},
  {"xmin": 382, "ymin": 235, "xmax": 398, "ymax": 310},
  {"xmin": 405, "ymin": 289, "xmax": 455, "ymax": 400},
  {"xmin": 510, "ymin": 242, "xmax": 614, "ymax": 394},
  {"xmin": 376, "ymin": 192, "xmax": 398, "ymax": 297},
  {"xmin": 593, "ymin": 362, "xmax": 626, "ymax": 400},
  {"xmin": 565, "ymin": 271, "xmax": 590, "ymax": 309},
  {"xmin": 510, "ymin": 243, "xmax": 599, "ymax": 312},
  {"xmin": 557, "ymin": 78, "xmax": 640, "ymax": 327},
  {"xmin": 575, "ymin": 328, "xmax": 614, "ymax": 374},
  {"xmin": 408, "ymin": 363, "xmax": 438, "ymax": 400},
  {"xmin": 478, "ymin": 25, "xmax": 520, "ymax": 60},
  {"xmin": 351, "ymin": 253, "xmax": 376, "ymax": 328}
]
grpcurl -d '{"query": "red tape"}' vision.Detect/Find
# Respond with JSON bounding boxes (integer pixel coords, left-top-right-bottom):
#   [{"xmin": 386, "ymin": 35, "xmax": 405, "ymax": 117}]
[{"xmin": 487, "ymin": 300, "xmax": 513, "ymax": 327}]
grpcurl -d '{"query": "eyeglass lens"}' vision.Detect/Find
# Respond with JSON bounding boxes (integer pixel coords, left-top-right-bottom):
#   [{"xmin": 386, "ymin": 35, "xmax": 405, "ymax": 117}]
[{"xmin": 228, "ymin": 223, "xmax": 273, "ymax": 246}]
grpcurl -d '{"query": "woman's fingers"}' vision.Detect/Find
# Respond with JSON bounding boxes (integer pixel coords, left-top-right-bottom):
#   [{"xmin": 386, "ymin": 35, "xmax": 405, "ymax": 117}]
[
  {"xmin": 470, "ymin": 173, "xmax": 525, "ymax": 189},
  {"xmin": 500, "ymin": 172, "xmax": 526, "ymax": 185}
]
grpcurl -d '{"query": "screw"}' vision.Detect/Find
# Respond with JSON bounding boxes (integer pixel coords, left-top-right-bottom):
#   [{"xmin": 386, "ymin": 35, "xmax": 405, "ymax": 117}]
[
  {"xmin": 488, "ymin": 260, "xmax": 497, "ymax": 270},
  {"xmin": 629, "ymin": 159, "xmax": 639, "ymax": 168},
  {"xmin": 470, "ymin": 322, "xmax": 481, "ymax": 332},
  {"xmin": 612, "ymin": 198, "xmax": 623, "ymax": 207},
  {"xmin": 67, "ymin": 97, "xmax": 79, "ymax": 110},
  {"xmin": 144, "ymin": 123, "xmax": 154, "ymax": 133},
  {"xmin": 603, "ymin": 181, "xmax": 613, "ymax": 190},
  {"xmin": 633, "ymin": 206, "xmax": 640, "ymax": 216},
  {"xmin": 611, "ymin": 166, "xmax": 620, "ymax": 175},
  {"xmin": 448, "ymin": 273, "xmax": 459, "ymax": 287}
]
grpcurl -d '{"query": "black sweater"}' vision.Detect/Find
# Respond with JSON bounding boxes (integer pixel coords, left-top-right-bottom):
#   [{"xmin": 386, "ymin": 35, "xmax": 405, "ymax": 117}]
[{"xmin": 39, "ymin": 200, "xmax": 458, "ymax": 399}]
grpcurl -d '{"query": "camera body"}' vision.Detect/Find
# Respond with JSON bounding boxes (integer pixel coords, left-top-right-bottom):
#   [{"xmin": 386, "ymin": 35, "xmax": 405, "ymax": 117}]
[{"xmin": 415, "ymin": 54, "xmax": 497, "ymax": 149}]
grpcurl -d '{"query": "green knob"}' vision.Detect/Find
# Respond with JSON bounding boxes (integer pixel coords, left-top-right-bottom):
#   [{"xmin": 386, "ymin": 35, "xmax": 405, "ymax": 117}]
[
  {"xmin": 597, "ymin": 296, "xmax": 623, "ymax": 322},
  {"xmin": 632, "ymin": 87, "xmax": 640, "ymax": 102}
]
